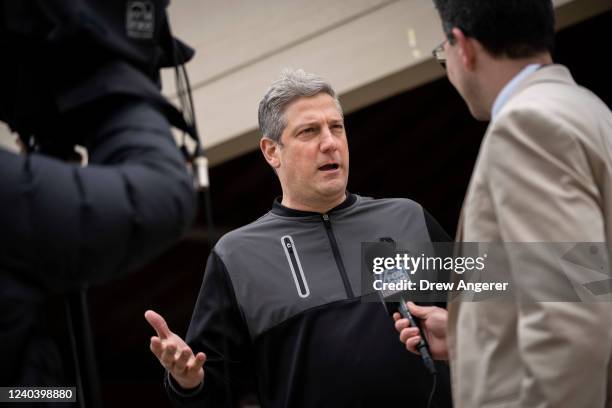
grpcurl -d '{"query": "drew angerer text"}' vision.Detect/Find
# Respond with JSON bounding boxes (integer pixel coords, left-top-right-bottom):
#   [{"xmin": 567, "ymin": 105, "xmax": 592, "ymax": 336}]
[{"xmin": 373, "ymin": 279, "xmax": 509, "ymax": 293}]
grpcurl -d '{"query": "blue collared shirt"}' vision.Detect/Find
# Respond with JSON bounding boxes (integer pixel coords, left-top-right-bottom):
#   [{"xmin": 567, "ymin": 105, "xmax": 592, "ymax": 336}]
[{"xmin": 491, "ymin": 64, "xmax": 541, "ymax": 120}]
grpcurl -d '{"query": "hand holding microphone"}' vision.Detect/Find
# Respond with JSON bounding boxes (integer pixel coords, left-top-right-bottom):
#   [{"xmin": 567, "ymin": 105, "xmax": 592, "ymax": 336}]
[{"xmin": 393, "ymin": 302, "xmax": 449, "ymax": 361}]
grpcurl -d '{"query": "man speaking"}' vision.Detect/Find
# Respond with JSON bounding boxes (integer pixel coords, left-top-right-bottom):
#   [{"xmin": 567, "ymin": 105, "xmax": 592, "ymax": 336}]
[{"xmin": 146, "ymin": 69, "xmax": 453, "ymax": 407}]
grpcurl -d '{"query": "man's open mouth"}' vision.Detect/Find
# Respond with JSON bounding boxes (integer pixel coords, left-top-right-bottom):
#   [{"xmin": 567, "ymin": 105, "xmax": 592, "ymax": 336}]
[{"xmin": 318, "ymin": 163, "xmax": 339, "ymax": 171}]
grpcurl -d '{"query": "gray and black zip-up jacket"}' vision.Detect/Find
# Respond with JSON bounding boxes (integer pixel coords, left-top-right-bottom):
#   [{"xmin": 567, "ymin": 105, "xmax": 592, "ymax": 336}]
[{"xmin": 166, "ymin": 193, "xmax": 453, "ymax": 408}]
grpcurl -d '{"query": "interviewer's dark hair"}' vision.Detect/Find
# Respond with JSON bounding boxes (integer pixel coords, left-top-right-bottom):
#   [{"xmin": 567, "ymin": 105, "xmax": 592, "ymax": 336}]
[{"xmin": 432, "ymin": 0, "xmax": 555, "ymax": 58}]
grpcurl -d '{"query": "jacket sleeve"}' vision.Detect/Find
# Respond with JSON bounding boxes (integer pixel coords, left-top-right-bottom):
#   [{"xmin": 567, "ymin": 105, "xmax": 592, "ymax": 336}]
[
  {"xmin": 164, "ymin": 250, "xmax": 255, "ymax": 408},
  {"xmin": 0, "ymin": 98, "xmax": 197, "ymax": 292},
  {"xmin": 487, "ymin": 105, "xmax": 612, "ymax": 407}
]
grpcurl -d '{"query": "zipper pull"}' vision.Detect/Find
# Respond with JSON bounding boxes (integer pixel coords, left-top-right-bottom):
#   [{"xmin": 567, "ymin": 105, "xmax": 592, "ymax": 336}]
[
  {"xmin": 283, "ymin": 237, "xmax": 294, "ymax": 254},
  {"xmin": 322, "ymin": 213, "xmax": 331, "ymax": 228}
]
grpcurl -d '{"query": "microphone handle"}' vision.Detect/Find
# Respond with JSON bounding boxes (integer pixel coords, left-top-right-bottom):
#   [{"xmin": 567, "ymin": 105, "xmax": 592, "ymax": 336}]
[{"xmin": 399, "ymin": 300, "xmax": 437, "ymax": 375}]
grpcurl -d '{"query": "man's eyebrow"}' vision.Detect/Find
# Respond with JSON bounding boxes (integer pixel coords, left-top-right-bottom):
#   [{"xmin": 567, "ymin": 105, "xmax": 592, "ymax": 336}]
[{"xmin": 292, "ymin": 121, "xmax": 320, "ymax": 131}]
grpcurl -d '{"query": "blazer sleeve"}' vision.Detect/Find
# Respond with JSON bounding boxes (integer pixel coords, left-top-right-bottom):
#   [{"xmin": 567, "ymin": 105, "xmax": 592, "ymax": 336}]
[{"xmin": 487, "ymin": 105, "xmax": 612, "ymax": 407}]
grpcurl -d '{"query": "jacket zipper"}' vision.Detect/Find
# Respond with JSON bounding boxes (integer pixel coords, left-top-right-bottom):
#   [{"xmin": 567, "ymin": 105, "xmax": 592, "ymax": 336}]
[{"xmin": 322, "ymin": 213, "xmax": 354, "ymax": 298}]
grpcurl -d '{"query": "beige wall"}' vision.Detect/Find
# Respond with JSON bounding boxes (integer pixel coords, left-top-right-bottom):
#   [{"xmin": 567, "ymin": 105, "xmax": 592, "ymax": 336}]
[
  {"xmin": 0, "ymin": 124, "xmax": 17, "ymax": 153},
  {"xmin": 2, "ymin": 0, "xmax": 610, "ymax": 161},
  {"xmin": 162, "ymin": 0, "xmax": 612, "ymax": 166}
]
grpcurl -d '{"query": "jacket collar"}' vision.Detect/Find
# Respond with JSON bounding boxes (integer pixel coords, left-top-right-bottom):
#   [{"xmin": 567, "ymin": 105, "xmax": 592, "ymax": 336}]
[
  {"xmin": 504, "ymin": 64, "xmax": 574, "ymax": 107},
  {"xmin": 271, "ymin": 192, "xmax": 357, "ymax": 217},
  {"xmin": 491, "ymin": 63, "xmax": 542, "ymax": 120}
]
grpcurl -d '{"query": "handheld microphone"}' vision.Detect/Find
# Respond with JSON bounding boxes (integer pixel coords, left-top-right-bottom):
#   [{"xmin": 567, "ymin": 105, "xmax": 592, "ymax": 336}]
[
  {"xmin": 375, "ymin": 238, "xmax": 437, "ymax": 375},
  {"xmin": 397, "ymin": 298, "xmax": 437, "ymax": 375}
]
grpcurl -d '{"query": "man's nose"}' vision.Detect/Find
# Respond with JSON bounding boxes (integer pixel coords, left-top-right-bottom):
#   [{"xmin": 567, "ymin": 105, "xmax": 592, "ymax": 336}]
[{"xmin": 320, "ymin": 126, "xmax": 337, "ymax": 152}]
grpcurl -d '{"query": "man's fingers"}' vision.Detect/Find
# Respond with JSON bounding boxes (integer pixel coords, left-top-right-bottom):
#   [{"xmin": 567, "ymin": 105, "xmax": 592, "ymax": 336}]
[
  {"xmin": 392, "ymin": 312, "xmax": 402, "ymax": 322},
  {"xmin": 144, "ymin": 310, "xmax": 172, "ymax": 340},
  {"xmin": 394, "ymin": 317, "xmax": 410, "ymax": 333},
  {"xmin": 188, "ymin": 352, "xmax": 207, "ymax": 373},
  {"xmin": 399, "ymin": 327, "xmax": 419, "ymax": 344},
  {"xmin": 150, "ymin": 336, "xmax": 164, "ymax": 359},
  {"xmin": 184, "ymin": 352, "xmax": 206, "ymax": 386},
  {"xmin": 406, "ymin": 335, "xmax": 422, "ymax": 355},
  {"xmin": 160, "ymin": 342, "xmax": 178, "ymax": 369},
  {"xmin": 174, "ymin": 347, "xmax": 193, "ymax": 373}
]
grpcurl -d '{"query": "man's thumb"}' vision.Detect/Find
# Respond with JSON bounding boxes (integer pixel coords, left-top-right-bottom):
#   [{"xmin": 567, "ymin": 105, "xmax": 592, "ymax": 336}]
[
  {"xmin": 406, "ymin": 302, "xmax": 430, "ymax": 319},
  {"xmin": 144, "ymin": 310, "xmax": 172, "ymax": 339}
]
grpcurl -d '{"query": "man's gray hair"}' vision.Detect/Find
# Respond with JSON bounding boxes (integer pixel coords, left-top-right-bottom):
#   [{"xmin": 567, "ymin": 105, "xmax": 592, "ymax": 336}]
[{"xmin": 258, "ymin": 68, "xmax": 343, "ymax": 143}]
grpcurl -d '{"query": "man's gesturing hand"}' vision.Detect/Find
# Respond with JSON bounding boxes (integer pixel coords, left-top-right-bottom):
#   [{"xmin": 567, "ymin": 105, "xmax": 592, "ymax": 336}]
[
  {"xmin": 145, "ymin": 310, "xmax": 206, "ymax": 390},
  {"xmin": 393, "ymin": 302, "xmax": 449, "ymax": 361}
]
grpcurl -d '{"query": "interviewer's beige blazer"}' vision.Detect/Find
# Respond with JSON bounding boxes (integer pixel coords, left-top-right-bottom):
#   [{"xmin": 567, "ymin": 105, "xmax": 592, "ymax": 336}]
[{"xmin": 448, "ymin": 65, "xmax": 612, "ymax": 408}]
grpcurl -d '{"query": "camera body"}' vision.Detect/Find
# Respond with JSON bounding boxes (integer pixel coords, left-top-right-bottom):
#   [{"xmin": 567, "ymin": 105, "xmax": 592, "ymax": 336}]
[{"xmin": 0, "ymin": 0, "xmax": 194, "ymax": 155}]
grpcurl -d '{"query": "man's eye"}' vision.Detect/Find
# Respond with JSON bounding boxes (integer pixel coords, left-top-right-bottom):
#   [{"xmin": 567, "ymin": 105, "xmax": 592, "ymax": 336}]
[{"xmin": 302, "ymin": 127, "xmax": 316, "ymax": 134}]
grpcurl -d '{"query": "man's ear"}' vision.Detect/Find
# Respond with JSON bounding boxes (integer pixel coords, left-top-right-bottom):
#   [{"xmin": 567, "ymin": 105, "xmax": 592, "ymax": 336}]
[
  {"xmin": 452, "ymin": 27, "xmax": 477, "ymax": 71},
  {"xmin": 260, "ymin": 137, "xmax": 281, "ymax": 169}
]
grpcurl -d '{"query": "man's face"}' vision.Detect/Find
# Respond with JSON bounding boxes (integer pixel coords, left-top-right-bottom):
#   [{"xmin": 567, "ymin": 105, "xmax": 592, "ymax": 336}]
[{"xmin": 273, "ymin": 93, "xmax": 349, "ymax": 207}]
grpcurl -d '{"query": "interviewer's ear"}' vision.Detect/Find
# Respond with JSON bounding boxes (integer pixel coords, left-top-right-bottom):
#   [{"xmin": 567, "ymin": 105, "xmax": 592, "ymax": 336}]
[
  {"xmin": 452, "ymin": 28, "xmax": 477, "ymax": 71},
  {"xmin": 260, "ymin": 137, "xmax": 281, "ymax": 169}
]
